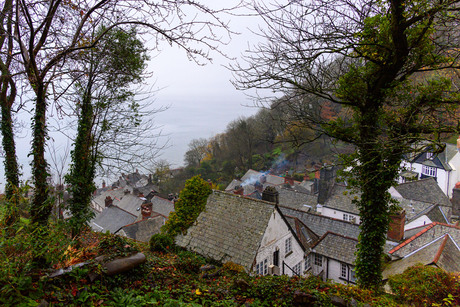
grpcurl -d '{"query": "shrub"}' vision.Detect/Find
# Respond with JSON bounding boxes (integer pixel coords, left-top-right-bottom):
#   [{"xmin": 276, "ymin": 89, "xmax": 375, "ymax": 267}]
[
  {"xmin": 222, "ymin": 261, "xmax": 245, "ymax": 274},
  {"xmin": 388, "ymin": 264, "xmax": 460, "ymax": 306},
  {"xmin": 174, "ymin": 250, "xmax": 206, "ymax": 273},
  {"xmin": 97, "ymin": 232, "xmax": 139, "ymax": 259},
  {"xmin": 162, "ymin": 175, "xmax": 212, "ymax": 237},
  {"xmin": 149, "ymin": 233, "xmax": 175, "ymax": 253}
]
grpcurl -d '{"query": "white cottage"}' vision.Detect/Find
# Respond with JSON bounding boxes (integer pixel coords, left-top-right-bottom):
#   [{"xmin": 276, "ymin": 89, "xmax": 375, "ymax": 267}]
[
  {"xmin": 176, "ymin": 190, "xmax": 306, "ymax": 277},
  {"xmin": 309, "ymin": 232, "xmax": 358, "ymax": 284},
  {"xmin": 399, "ymin": 141, "xmax": 460, "ymax": 197}
]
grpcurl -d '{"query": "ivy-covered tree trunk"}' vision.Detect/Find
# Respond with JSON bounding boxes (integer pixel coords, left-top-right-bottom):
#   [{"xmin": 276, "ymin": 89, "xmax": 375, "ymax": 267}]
[
  {"xmin": 353, "ymin": 106, "xmax": 403, "ymax": 288},
  {"xmin": 1, "ymin": 98, "xmax": 20, "ymax": 226},
  {"xmin": 0, "ymin": 0, "xmax": 20, "ymax": 227},
  {"xmin": 66, "ymin": 84, "xmax": 96, "ymax": 237},
  {"xmin": 30, "ymin": 86, "xmax": 51, "ymax": 226}
]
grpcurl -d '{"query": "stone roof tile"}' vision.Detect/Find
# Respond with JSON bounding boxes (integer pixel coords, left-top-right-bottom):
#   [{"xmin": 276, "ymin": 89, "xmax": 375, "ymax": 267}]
[{"xmin": 176, "ymin": 190, "xmax": 276, "ymax": 271}]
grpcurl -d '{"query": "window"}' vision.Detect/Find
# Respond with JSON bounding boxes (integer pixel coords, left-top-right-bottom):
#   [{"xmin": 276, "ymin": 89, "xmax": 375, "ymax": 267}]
[
  {"xmin": 340, "ymin": 263, "xmax": 347, "ymax": 279},
  {"xmin": 314, "ymin": 254, "xmax": 322, "ymax": 267},
  {"xmin": 304, "ymin": 254, "xmax": 311, "ymax": 270},
  {"xmin": 343, "ymin": 213, "xmax": 350, "ymax": 221},
  {"xmin": 285, "ymin": 237, "xmax": 292, "ymax": 254},
  {"xmin": 256, "ymin": 258, "xmax": 268, "ymax": 275},
  {"xmin": 426, "ymin": 152, "xmax": 434, "ymax": 160},
  {"xmin": 273, "ymin": 249, "xmax": 279, "ymax": 267},
  {"xmin": 350, "ymin": 268, "xmax": 357, "ymax": 283},
  {"xmin": 293, "ymin": 262, "xmax": 302, "ymax": 275},
  {"xmin": 422, "ymin": 165, "xmax": 436, "ymax": 177}
]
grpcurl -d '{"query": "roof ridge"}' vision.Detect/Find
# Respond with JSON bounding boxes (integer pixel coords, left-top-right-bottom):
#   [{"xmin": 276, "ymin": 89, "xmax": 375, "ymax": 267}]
[
  {"xmin": 389, "ymin": 222, "xmax": 460, "ymax": 254},
  {"xmin": 214, "ymin": 190, "xmax": 277, "ymax": 207},
  {"xmin": 112, "ymin": 205, "xmax": 137, "ymax": 217},
  {"xmin": 310, "ymin": 231, "xmax": 358, "ymax": 249},
  {"xmin": 278, "ymin": 204, "xmax": 359, "ymax": 226},
  {"xmin": 153, "ymin": 195, "xmax": 174, "ymax": 203},
  {"xmin": 432, "ymin": 234, "xmax": 449, "ymax": 264},
  {"xmin": 396, "ymin": 177, "xmax": 435, "ymax": 187},
  {"xmin": 389, "ymin": 222, "xmax": 437, "ymax": 254}
]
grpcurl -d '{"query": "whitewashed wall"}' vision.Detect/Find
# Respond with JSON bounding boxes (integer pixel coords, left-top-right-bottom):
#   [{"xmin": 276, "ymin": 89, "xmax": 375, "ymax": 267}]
[
  {"xmin": 321, "ymin": 207, "xmax": 360, "ymax": 224},
  {"xmin": 254, "ymin": 209, "xmax": 305, "ymax": 277}
]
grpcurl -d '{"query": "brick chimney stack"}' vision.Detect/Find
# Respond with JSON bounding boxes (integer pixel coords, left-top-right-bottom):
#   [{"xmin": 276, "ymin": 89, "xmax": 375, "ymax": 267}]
[
  {"xmin": 141, "ymin": 202, "xmax": 153, "ymax": 219},
  {"xmin": 102, "ymin": 180, "xmax": 106, "ymax": 189},
  {"xmin": 387, "ymin": 209, "xmax": 406, "ymax": 241},
  {"xmin": 105, "ymin": 196, "xmax": 113, "ymax": 207},
  {"xmin": 451, "ymin": 182, "xmax": 460, "ymax": 216},
  {"xmin": 233, "ymin": 185, "xmax": 244, "ymax": 196}
]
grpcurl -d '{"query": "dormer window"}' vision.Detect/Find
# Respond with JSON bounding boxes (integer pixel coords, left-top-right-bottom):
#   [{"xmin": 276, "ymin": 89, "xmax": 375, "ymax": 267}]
[{"xmin": 426, "ymin": 152, "xmax": 433, "ymax": 160}]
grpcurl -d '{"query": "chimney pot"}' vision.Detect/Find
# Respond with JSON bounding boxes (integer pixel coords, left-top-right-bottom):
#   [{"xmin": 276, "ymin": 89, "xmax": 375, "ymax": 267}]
[{"xmin": 262, "ymin": 186, "xmax": 279, "ymax": 204}]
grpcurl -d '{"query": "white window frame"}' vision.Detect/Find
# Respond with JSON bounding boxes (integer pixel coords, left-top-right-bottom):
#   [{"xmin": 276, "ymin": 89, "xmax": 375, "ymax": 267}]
[
  {"xmin": 422, "ymin": 165, "xmax": 436, "ymax": 177},
  {"xmin": 293, "ymin": 261, "xmax": 302, "ymax": 275},
  {"xmin": 314, "ymin": 254, "xmax": 322, "ymax": 267},
  {"xmin": 256, "ymin": 258, "xmax": 268, "ymax": 275},
  {"xmin": 304, "ymin": 254, "xmax": 311, "ymax": 270},
  {"xmin": 340, "ymin": 263, "xmax": 347, "ymax": 279},
  {"xmin": 343, "ymin": 213, "xmax": 350, "ymax": 222},
  {"xmin": 426, "ymin": 152, "xmax": 434, "ymax": 160},
  {"xmin": 285, "ymin": 237, "xmax": 292, "ymax": 254}
]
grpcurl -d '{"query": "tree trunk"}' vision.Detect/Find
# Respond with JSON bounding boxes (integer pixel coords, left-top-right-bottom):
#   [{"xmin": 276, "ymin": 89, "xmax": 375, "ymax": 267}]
[
  {"xmin": 30, "ymin": 85, "xmax": 51, "ymax": 226},
  {"xmin": 67, "ymin": 86, "xmax": 96, "ymax": 237},
  {"xmin": 0, "ymin": 86, "xmax": 20, "ymax": 226}
]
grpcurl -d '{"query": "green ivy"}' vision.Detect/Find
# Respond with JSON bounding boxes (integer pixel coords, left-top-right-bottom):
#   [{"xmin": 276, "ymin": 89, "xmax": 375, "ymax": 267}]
[{"xmin": 162, "ymin": 175, "xmax": 212, "ymax": 237}]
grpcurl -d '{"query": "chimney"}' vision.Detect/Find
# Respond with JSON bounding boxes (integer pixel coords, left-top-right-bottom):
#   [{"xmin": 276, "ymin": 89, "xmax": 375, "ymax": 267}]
[
  {"xmin": 387, "ymin": 209, "xmax": 406, "ymax": 241},
  {"xmin": 262, "ymin": 186, "xmax": 279, "ymax": 204},
  {"xmin": 105, "ymin": 196, "xmax": 113, "ymax": 207},
  {"xmin": 457, "ymin": 136, "xmax": 460, "ymax": 153},
  {"xmin": 260, "ymin": 175, "xmax": 267, "ymax": 184},
  {"xmin": 233, "ymin": 185, "xmax": 244, "ymax": 196},
  {"xmin": 141, "ymin": 202, "xmax": 153, "ymax": 219},
  {"xmin": 317, "ymin": 165, "xmax": 336, "ymax": 204},
  {"xmin": 284, "ymin": 176, "xmax": 294, "ymax": 186},
  {"xmin": 451, "ymin": 182, "xmax": 460, "ymax": 216},
  {"xmin": 254, "ymin": 181, "xmax": 263, "ymax": 193},
  {"xmin": 102, "ymin": 180, "xmax": 106, "ymax": 189}
]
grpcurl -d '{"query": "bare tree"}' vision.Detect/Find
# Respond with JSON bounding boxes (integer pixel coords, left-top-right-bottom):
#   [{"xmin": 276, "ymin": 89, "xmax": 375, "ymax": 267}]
[
  {"xmin": 234, "ymin": 0, "xmax": 460, "ymax": 288},
  {"xmin": 8, "ymin": 0, "xmax": 235, "ymax": 228},
  {"xmin": 184, "ymin": 138, "xmax": 209, "ymax": 167}
]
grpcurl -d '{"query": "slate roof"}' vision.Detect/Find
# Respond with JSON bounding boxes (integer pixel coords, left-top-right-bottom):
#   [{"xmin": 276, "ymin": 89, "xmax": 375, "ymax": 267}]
[
  {"xmin": 322, "ymin": 184, "xmax": 360, "ymax": 215},
  {"xmin": 284, "ymin": 216, "xmax": 319, "ymax": 249},
  {"xmin": 117, "ymin": 215, "xmax": 165, "ymax": 242},
  {"xmin": 176, "ymin": 190, "xmax": 279, "ymax": 272},
  {"xmin": 409, "ymin": 143, "xmax": 456, "ymax": 171},
  {"xmin": 279, "ymin": 206, "xmax": 361, "ymax": 239},
  {"xmin": 407, "ymin": 204, "xmax": 449, "ymax": 225},
  {"xmin": 151, "ymin": 196, "xmax": 174, "ymax": 217},
  {"xmin": 321, "ymin": 179, "xmax": 451, "ymax": 220},
  {"xmin": 311, "ymin": 232, "xmax": 358, "ymax": 265},
  {"xmin": 389, "ymin": 222, "xmax": 460, "ymax": 258},
  {"xmin": 135, "ymin": 183, "xmax": 159, "ymax": 197},
  {"xmin": 394, "ymin": 178, "xmax": 451, "ymax": 207},
  {"xmin": 116, "ymin": 193, "xmax": 144, "ymax": 217},
  {"xmin": 383, "ymin": 234, "xmax": 460, "ymax": 279},
  {"xmin": 90, "ymin": 206, "xmax": 136, "ymax": 233},
  {"xmin": 240, "ymin": 169, "xmax": 287, "ymax": 186},
  {"xmin": 91, "ymin": 188, "xmax": 126, "ymax": 209},
  {"xmin": 278, "ymin": 188, "xmax": 317, "ymax": 211}
]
